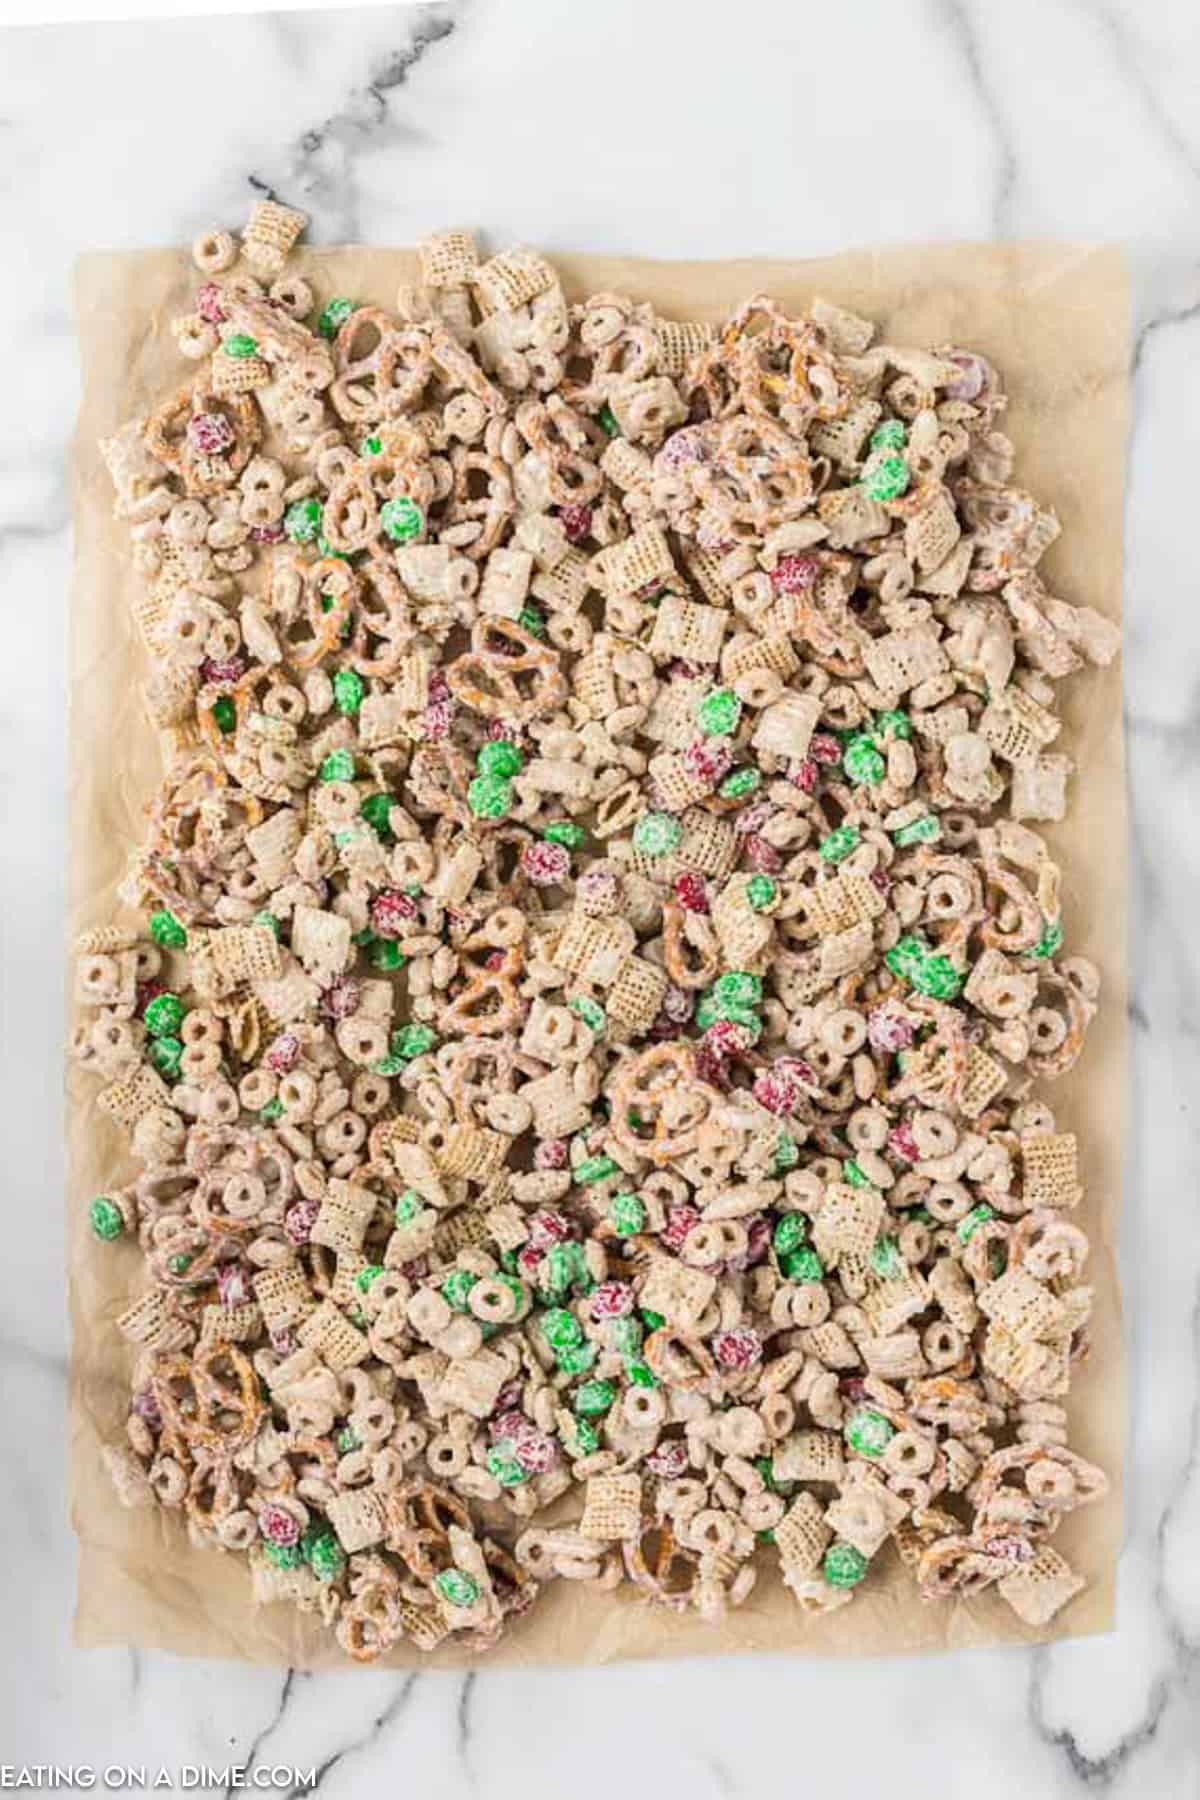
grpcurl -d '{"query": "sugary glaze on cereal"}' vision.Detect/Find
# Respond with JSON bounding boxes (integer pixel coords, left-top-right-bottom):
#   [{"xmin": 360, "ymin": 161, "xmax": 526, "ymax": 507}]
[{"xmin": 76, "ymin": 205, "xmax": 1120, "ymax": 1659}]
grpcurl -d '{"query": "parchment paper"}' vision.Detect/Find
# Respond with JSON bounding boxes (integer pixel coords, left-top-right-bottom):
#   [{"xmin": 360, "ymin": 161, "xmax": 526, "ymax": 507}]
[{"xmin": 68, "ymin": 243, "xmax": 1130, "ymax": 1666}]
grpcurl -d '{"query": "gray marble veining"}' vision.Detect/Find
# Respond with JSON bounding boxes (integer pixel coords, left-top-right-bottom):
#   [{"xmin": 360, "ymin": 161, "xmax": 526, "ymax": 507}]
[{"xmin": 2, "ymin": 2, "xmax": 1198, "ymax": 1792}]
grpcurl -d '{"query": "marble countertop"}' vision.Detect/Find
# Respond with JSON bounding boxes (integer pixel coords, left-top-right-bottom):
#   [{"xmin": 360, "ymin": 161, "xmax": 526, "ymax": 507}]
[{"xmin": 3, "ymin": 1, "xmax": 1199, "ymax": 1792}]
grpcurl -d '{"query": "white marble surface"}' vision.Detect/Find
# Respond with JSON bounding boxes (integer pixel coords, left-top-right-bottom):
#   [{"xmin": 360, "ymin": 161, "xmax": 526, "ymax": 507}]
[{"xmin": 2, "ymin": 0, "xmax": 1199, "ymax": 1791}]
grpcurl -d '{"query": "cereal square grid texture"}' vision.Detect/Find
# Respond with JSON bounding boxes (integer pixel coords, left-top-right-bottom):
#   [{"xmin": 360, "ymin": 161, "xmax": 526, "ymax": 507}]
[{"xmin": 67, "ymin": 238, "xmax": 1128, "ymax": 1669}]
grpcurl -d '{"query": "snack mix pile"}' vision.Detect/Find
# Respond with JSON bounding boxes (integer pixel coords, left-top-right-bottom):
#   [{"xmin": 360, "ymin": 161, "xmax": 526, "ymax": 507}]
[{"xmin": 77, "ymin": 207, "xmax": 1120, "ymax": 1660}]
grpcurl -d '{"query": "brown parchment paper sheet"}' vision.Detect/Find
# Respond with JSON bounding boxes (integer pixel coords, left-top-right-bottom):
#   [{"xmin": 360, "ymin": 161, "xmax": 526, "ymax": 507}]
[{"xmin": 68, "ymin": 242, "xmax": 1129, "ymax": 1668}]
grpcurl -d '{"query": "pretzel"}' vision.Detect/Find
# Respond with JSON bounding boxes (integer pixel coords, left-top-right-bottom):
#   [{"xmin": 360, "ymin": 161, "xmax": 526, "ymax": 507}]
[
  {"xmin": 384, "ymin": 1479, "xmax": 473, "ymax": 1579},
  {"xmin": 320, "ymin": 465, "xmax": 382, "ymax": 556},
  {"xmin": 623, "ymin": 1517, "xmax": 704, "ymax": 1613},
  {"xmin": 610, "ymin": 1041, "xmax": 719, "ymax": 1164},
  {"xmin": 444, "ymin": 447, "xmax": 514, "ymax": 559},
  {"xmin": 445, "ymin": 616, "xmax": 567, "ymax": 722},
  {"xmin": 643, "ymin": 1327, "xmax": 718, "ymax": 1392},
  {"xmin": 144, "ymin": 383, "xmax": 260, "ymax": 495},
  {"xmin": 1027, "ymin": 970, "xmax": 1095, "ymax": 1079},
  {"xmin": 441, "ymin": 1038, "xmax": 520, "ymax": 1126},
  {"xmin": 439, "ymin": 969, "xmax": 524, "ymax": 1038},
  {"xmin": 327, "ymin": 308, "xmax": 405, "ymax": 424},
  {"xmin": 337, "ymin": 1556, "xmax": 405, "ymax": 1661},
  {"xmin": 152, "ymin": 1343, "xmax": 263, "ymax": 1459},
  {"xmin": 661, "ymin": 899, "xmax": 722, "ymax": 991}
]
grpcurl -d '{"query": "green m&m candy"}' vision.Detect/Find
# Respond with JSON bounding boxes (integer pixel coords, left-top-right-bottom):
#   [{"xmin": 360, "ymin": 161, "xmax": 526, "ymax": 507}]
[
  {"xmin": 845, "ymin": 1407, "xmax": 895, "ymax": 1459},
  {"xmin": 773, "ymin": 1133, "xmax": 800, "ymax": 1174},
  {"xmin": 870, "ymin": 419, "xmax": 907, "ymax": 452},
  {"xmin": 380, "ymin": 495, "xmax": 423, "ymax": 543},
  {"xmin": 391, "ymin": 1022, "xmax": 436, "ymax": 1060},
  {"xmin": 565, "ymin": 1239, "xmax": 592, "ymax": 1281},
  {"xmin": 576, "ymin": 1154, "xmax": 617, "ymax": 1185},
  {"xmin": 370, "ymin": 939, "xmax": 406, "ymax": 972},
  {"xmin": 538, "ymin": 1244, "xmax": 572, "ymax": 1299},
  {"xmin": 819, "ymin": 824, "xmax": 860, "ymax": 863},
  {"xmin": 568, "ymin": 996, "xmax": 606, "ymax": 1034},
  {"xmin": 779, "ymin": 1246, "xmax": 824, "ymax": 1282},
  {"xmin": 715, "ymin": 970, "xmax": 762, "ymax": 1008},
  {"xmin": 609, "ymin": 1192, "xmax": 646, "ymax": 1237},
  {"xmin": 360, "ymin": 792, "xmax": 393, "ymax": 837},
  {"xmin": 870, "ymin": 1235, "xmax": 903, "ymax": 1278},
  {"xmin": 394, "ymin": 1190, "xmax": 422, "ymax": 1224},
  {"xmin": 486, "ymin": 1445, "xmax": 529, "ymax": 1488},
  {"xmin": 568, "ymin": 1419, "xmax": 601, "ymax": 1457},
  {"xmin": 598, "ymin": 404, "xmax": 619, "ymax": 437},
  {"xmin": 633, "ymin": 811, "xmax": 682, "ymax": 857},
  {"xmin": 442, "ymin": 1269, "xmax": 478, "ymax": 1312},
  {"xmin": 555, "ymin": 1342, "xmax": 597, "ymax": 1377},
  {"xmin": 544, "ymin": 820, "xmax": 586, "ymax": 848},
  {"xmin": 360, "ymin": 434, "xmax": 383, "ymax": 457},
  {"xmin": 354, "ymin": 1264, "xmax": 384, "ymax": 1294},
  {"xmin": 875, "ymin": 707, "xmax": 912, "ymax": 740},
  {"xmin": 609, "ymin": 1316, "xmax": 643, "ymax": 1356},
  {"xmin": 719, "ymin": 766, "xmax": 762, "ymax": 800},
  {"xmin": 696, "ymin": 990, "xmax": 758, "ymax": 1034},
  {"xmin": 625, "ymin": 1358, "xmax": 658, "ymax": 1389},
  {"xmin": 148, "ymin": 1037, "xmax": 184, "ymax": 1080},
  {"xmin": 823, "ymin": 1543, "xmax": 869, "ymax": 1588},
  {"xmin": 696, "ymin": 687, "xmax": 742, "ymax": 736},
  {"xmin": 1031, "ymin": 919, "xmax": 1064, "ymax": 960},
  {"xmin": 318, "ymin": 297, "xmax": 356, "ymax": 339},
  {"xmin": 861, "ymin": 452, "xmax": 910, "ymax": 503},
  {"xmin": 436, "ymin": 1568, "xmax": 481, "ymax": 1608},
  {"xmin": 90, "ymin": 1197, "xmax": 124, "ymax": 1241},
  {"xmin": 333, "ymin": 668, "xmax": 365, "ymax": 716},
  {"xmin": 319, "ymin": 748, "xmax": 356, "ymax": 784},
  {"xmin": 211, "ymin": 695, "xmax": 236, "ymax": 734},
  {"xmin": 284, "ymin": 497, "xmax": 322, "ymax": 543},
  {"xmin": 747, "ymin": 874, "xmax": 777, "ymax": 911},
  {"xmin": 957, "ymin": 1203, "xmax": 995, "ymax": 1245},
  {"xmin": 773, "ymin": 1214, "xmax": 806, "ymax": 1257},
  {"xmin": 477, "ymin": 739, "xmax": 523, "ymax": 779},
  {"xmin": 541, "ymin": 1308, "xmax": 583, "ymax": 1352},
  {"xmin": 894, "ymin": 814, "xmax": 940, "ymax": 848},
  {"xmin": 574, "ymin": 1378, "xmax": 616, "ymax": 1417},
  {"xmin": 149, "ymin": 910, "xmax": 187, "ymax": 950},
  {"xmin": 755, "ymin": 1457, "xmax": 784, "ymax": 1497},
  {"xmin": 254, "ymin": 910, "xmax": 281, "ymax": 937},
  {"xmin": 143, "ymin": 992, "xmax": 184, "ymax": 1037},
  {"xmin": 885, "ymin": 935, "xmax": 928, "ymax": 983},
  {"xmin": 912, "ymin": 953, "xmax": 963, "ymax": 1000},
  {"xmin": 467, "ymin": 773, "xmax": 513, "ymax": 819},
  {"xmin": 843, "ymin": 733, "xmax": 885, "ymax": 786},
  {"xmin": 222, "ymin": 333, "xmax": 258, "ymax": 359},
  {"xmin": 843, "ymin": 1159, "xmax": 871, "ymax": 1189},
  {"xmin": 264, "ymin": 1539, "xmax": 304, "ymax": 1570},
  {"xmin": 518, "ymin": 605, "xmax": 545, "ymax": 637}
]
